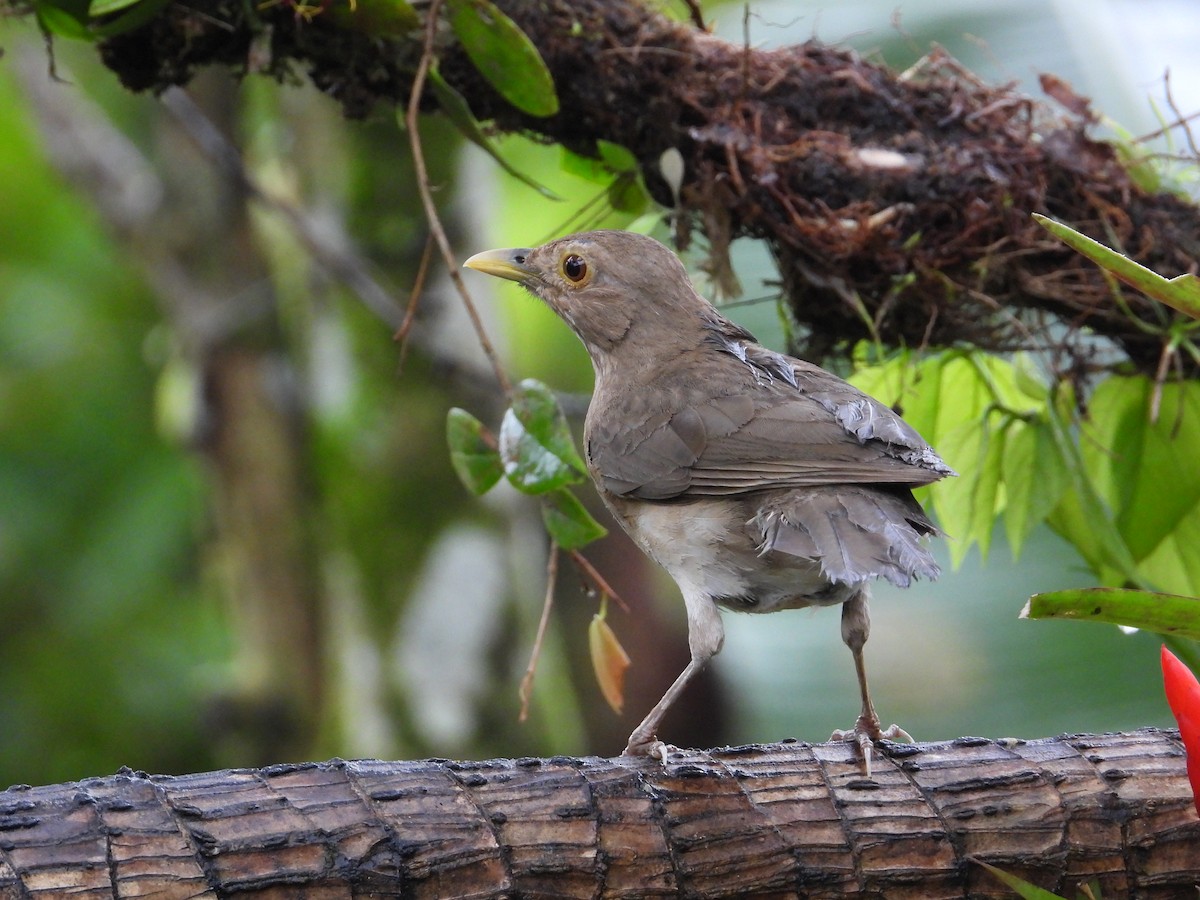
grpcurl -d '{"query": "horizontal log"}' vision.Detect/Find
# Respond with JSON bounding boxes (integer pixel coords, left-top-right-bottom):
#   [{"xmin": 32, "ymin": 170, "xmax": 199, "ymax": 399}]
[{"xmin": 0, "ymin": 729, "xmax": 1196, "ymax": 897}]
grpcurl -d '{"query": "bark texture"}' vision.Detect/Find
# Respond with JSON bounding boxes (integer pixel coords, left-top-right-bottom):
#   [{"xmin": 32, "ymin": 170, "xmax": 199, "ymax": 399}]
[
  {"xmin": 82, "ymin": 0, "xmax": 1200, "ymax": 375},
  {"xmin": 1, "ymin": 730, "xmax": 1196, "ymax": 898}
]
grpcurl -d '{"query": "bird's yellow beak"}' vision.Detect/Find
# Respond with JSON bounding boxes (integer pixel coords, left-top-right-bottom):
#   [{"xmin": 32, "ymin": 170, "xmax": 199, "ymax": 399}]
[{"xmin": 462, "ymin": 248, "xmax": 535, "ymax": 283}]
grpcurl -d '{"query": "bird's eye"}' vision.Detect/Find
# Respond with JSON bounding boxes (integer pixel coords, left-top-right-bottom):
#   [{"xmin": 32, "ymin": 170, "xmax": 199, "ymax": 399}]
[{"xmin": 562, "ymin": 254, "xmax": 588, "ymax": 283}]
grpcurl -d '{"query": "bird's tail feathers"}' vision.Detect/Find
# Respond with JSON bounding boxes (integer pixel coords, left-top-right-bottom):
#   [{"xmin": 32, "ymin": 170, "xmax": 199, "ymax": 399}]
[{"xmin": 753, "ymin": 487, "xmax": 940, "ymax": 589}]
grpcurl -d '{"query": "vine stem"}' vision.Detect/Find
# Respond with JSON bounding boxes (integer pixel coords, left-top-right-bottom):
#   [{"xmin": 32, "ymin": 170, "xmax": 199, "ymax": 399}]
[
  {"xmin": 519, "ymin": 541, "xmax": 559, "ymax": 722},
  {"xmin": 405, "ymin": 0, "xmax": 512, "ymax": 396}
]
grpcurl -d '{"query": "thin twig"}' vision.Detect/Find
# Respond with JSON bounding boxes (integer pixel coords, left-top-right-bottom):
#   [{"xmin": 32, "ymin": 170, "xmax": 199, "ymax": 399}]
[
  {"xmin": 406, "ymin": 0, "xmax": 512, "ymax": 396},
  {"xmin": 1131, "ymin": 69, "xmax": 1200, "ymax": 151},
  {"xmin": 1164, "ymin": 69, "xmax": 1199, "ymax": 159},
  {"xmin": 394, "ymin": 232, "xmax": 435, "ymax": 372},
  {"xmin": 567, "ymin": 549, "xmax": 630, "ymax": 614},
  {"xmin": 519, "ymin": 542, "xmax": 559, "ymax": 722},
  {"xmin": 680, "ymin": 0, "xmax": 706, "ymax": 30}
]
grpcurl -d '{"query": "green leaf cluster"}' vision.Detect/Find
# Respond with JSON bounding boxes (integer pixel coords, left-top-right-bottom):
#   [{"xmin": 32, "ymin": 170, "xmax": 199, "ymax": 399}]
[
  {"xmin": 448, "ymin": 380, "xmax": 606, "ymax": 550},
  {"xmin": 850, "ymin": 348, "xmax": 1064, "ymax": 566},
  {"xmin": 1020, "ymin": 215, "xmax": 1200, "ymax": 653},
  {"xmin": 559, "ymin": 141, "xmax": 651, "ymax": 216},
  {"xmin": 419, "ymin": 0, "xmax": 563, "ymax": 198},
  {"xmin": 850, "ymin": 348, "xmax": 1200, "ymax": 597}
]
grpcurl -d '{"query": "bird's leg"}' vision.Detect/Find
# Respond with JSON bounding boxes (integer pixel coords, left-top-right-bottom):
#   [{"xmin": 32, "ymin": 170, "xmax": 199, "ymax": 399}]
[
  {"xmin": 830, "ymin": 590, "xmax": 912, "ymax": 777},
  {"xmin": 623, "ymin": 591, "xmax": 724, "ymax": 759},
  {"xmin": 622, "ymin": 658, "xmax": 705, "ymax": 758}
]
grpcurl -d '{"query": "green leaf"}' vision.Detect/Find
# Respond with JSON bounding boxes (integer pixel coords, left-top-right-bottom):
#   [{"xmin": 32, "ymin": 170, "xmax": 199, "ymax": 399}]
[
  {"xmin": 1042, "ymin": 382, "xmax": 1143, "ymax": 587},
  {"xmin": 499, "ymin": 380, "xmax": 587, "ymax": 494},
  {"xmin": 446, "ymin": 408, "xmax": 503, "ymax": 495},
  {"xmin": 560, "ymin": 141, "xmax": 640, "ymax": 182},
  {"xmin": 1138, "ymin": 504, "xmax": 1200, "ymax": 597},
  {"xmin": 33, "ymin": 0, "xmax": 92, "ymax": 39},
  {"xmin": 607, "ymin": 173, "xmax": 648, "ymax": 214},
  {"xmin": 425, "ymin": 68, "xmax": 559, "ymax": 199},
  {"xmin": 90, "ymin": 0, "xmax": 171, "ymax": 36},
  {"xmin": 969, "ymin": 415, "xmax": 1008, "ymax": 561},
  {"xmin": 540, "ymin": 488, "xmax": 607, "ymax": 549},
  {"xmin": 927, "ymin": 360, "xmax": 996, "ymax": 565},
  {"xmin": 328, "ymin": 0, "xmax": 418, "ymax": 35},
  {"xmin": 445, "ymin": 0, "xmax": 559, "ymax": 118},
  {"xmin": 1003, "ymin": 419, "xmax": 1069, "ymax": 559},
  {"xmin": 597, "ymin": 140, "xmax": 638, "ymax": 173},
  {"xmin": 1022, "ymin": 587, "xmax": 1200, "ymax": 640},
  {"xmin": 501, "ymin": 409, "xmax": 579, "ymax": 493},
  {"xmin": 1033, "ymin": 213, "xmax": 1200, "ymax": 319},
  {"xmin": 559, "ymin": 147, "xmax": 611, "ymax": 184},
  {"xmin": 1084, "ymin": 377, "xmax": 1200, "ymax": 564},
  {"xmin": 1045, "ymin": 487, "xmax": 1126, "ymax": 588},
  {"xmin": 975, "ymin": 860, "xmax": 1068, "ymax": 900},
  {"xmin": 88, "ymin": 0, "xmax": 141, "ymax": 17}
]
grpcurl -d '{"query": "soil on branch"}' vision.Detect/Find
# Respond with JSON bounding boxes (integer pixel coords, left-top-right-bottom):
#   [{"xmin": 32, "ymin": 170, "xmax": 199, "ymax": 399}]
[{"xmin": 90, "ymin": 0, "xmax": 1200, "ymax": 375}]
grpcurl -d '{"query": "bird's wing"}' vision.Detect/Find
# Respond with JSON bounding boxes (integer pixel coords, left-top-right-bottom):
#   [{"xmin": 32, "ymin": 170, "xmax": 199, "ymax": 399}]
[{"xmin": 589, "ymin": 358, "xmax": 953, "ymax": 501}]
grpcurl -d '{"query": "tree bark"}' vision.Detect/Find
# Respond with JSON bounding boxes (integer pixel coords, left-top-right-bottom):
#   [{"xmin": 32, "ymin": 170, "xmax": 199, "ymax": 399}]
[
  {"xmin": 1, "ymin": 730, "xmax": 1196, "ymax": 898},
  {"xmin": 80, "ymin": 0, "xmax": 1200, "ymax": 375}
]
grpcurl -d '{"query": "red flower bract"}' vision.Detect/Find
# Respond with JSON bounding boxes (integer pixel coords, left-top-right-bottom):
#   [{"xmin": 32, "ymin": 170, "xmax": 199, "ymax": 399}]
[{"xmin": 1161, "ymin": 645, "xmax": 1200, "ymax": 818}]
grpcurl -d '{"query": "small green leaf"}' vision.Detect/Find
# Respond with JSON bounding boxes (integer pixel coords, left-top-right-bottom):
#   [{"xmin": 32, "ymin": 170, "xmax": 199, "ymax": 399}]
[
  {"xmin": 559, "ymin": 147, "xmax": 610, "ymax": 184},
  {"xmin": 33, "ymin": 0, "xmax": 91, "ymax": 39},
  {"xmin": 975, "ymin": 860, "xmax": 1068, "ymax": 900},
  {"xmin": 446, "ymin": 0, "xmax": 559, "ymax": 117},
  {"xmin": 500, "ymin": 411, "xmax": 578, "ymax": 493},
  {"xmin": 540, "ymin": 488, "xmax": 607, "ymax": 549},
  {"xmin": 425, "ymin": 68, "xmax": 559, "ymax": 199},
  {"xmin": 1033, "ymin": 213, "xmax": 1200, "ymax": 319},
  {"xmin": 597, "ymin": 140, "xmax": 638, "ymax": 173},
  {"xmin": 90, "ymin": 0, "xmax": 170, "ymax": 36},
  {"xmin": 607, "ymin": 173, "xmax": 648, "ymax": 214},
  {"xmin": 500, "ymin": 379, "xmax": 587, "ymax": 490},
  {"xmin": 328, "ymin": 0, "xmax": 418, "ymax": 35},
  {"xmin": 446, "ymin": 408, "xmax": 503, "ymax": 495},
  {"xmin": 88, "ymin": 0, "xmax": 141, "ymax": 17},
  {"xmin": 1022, "ymin": 587, "xmax": 1200, "ymax": 640},
  {"xmin": 498, "ymin": 381, "xmax": 586, "ymax": 494}
]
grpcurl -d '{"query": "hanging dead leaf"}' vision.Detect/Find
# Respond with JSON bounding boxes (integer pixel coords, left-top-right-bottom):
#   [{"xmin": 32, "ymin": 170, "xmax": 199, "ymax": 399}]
[{"xmin": 588, "ymin": 610, "xmax": 631, "ymax": 714}]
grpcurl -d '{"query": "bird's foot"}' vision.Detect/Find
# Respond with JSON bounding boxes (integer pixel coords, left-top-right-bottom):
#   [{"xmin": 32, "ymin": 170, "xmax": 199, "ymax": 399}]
[
  {"xmin": 621, "ymin": 733, "xmax": 678, "ymax": 761},
  {"xmin": 830, "ymin": 716, "xmax": 913, "ymax": 778}
]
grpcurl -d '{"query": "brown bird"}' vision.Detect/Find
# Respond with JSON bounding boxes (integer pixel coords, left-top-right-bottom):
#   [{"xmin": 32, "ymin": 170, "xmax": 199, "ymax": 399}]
[{"xmin": 464, "ymin": 230, "xmax": 953, "ymax": 773}]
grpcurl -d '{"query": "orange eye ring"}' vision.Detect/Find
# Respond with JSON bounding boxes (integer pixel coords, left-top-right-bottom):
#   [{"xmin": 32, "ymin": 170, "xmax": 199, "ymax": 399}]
[{"xmin": 562, "ymin": 254, "xmax": 588, "ymax": 283}]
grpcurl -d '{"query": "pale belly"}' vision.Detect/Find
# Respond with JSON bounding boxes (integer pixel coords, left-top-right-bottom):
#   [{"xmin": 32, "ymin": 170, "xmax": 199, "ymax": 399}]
[{"xmin": 606, "ymin": 495, "xmax": 855, "ymax": 613}]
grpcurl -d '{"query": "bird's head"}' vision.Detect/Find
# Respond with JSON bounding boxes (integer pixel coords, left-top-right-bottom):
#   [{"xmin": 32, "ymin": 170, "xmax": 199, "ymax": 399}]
[{"xmin": 464, "ymin": 230, "xmax": 706, "ymax": 370}]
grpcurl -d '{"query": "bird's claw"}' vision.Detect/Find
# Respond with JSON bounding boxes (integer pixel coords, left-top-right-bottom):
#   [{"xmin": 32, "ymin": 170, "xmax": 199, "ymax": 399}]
[
  {"xmin": 830, "ymin": 716, "xmax": 913, "ymax": 778},
  {"xmin": 878, "ymin": 723, "xmax": 913, "ymax": 743},
  {"xmin": 622, "ymin": 726, "xmax": 683, "ymax": 761}
]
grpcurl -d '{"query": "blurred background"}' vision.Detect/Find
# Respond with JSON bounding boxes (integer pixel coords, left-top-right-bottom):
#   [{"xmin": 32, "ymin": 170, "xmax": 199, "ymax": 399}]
[{"xmin": 1, "ymin": 0, "xmax": 1196, "ymax": 788}]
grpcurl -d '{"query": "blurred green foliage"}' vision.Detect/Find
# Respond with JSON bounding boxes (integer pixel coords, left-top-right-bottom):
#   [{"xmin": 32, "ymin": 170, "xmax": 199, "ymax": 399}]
[
  {"xmin": 0, "ymin": 0, "xmax": 1193, "ymax": 793},
  {"xmin": 0, "ymin": 56, "xmax": 222, "ymax": 784}
]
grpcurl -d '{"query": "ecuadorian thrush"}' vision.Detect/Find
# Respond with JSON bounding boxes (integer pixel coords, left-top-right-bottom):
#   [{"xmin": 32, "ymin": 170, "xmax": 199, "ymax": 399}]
[{"xmin": 465, "ymin": 230, "xmax": 954, "ymax": 774}]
